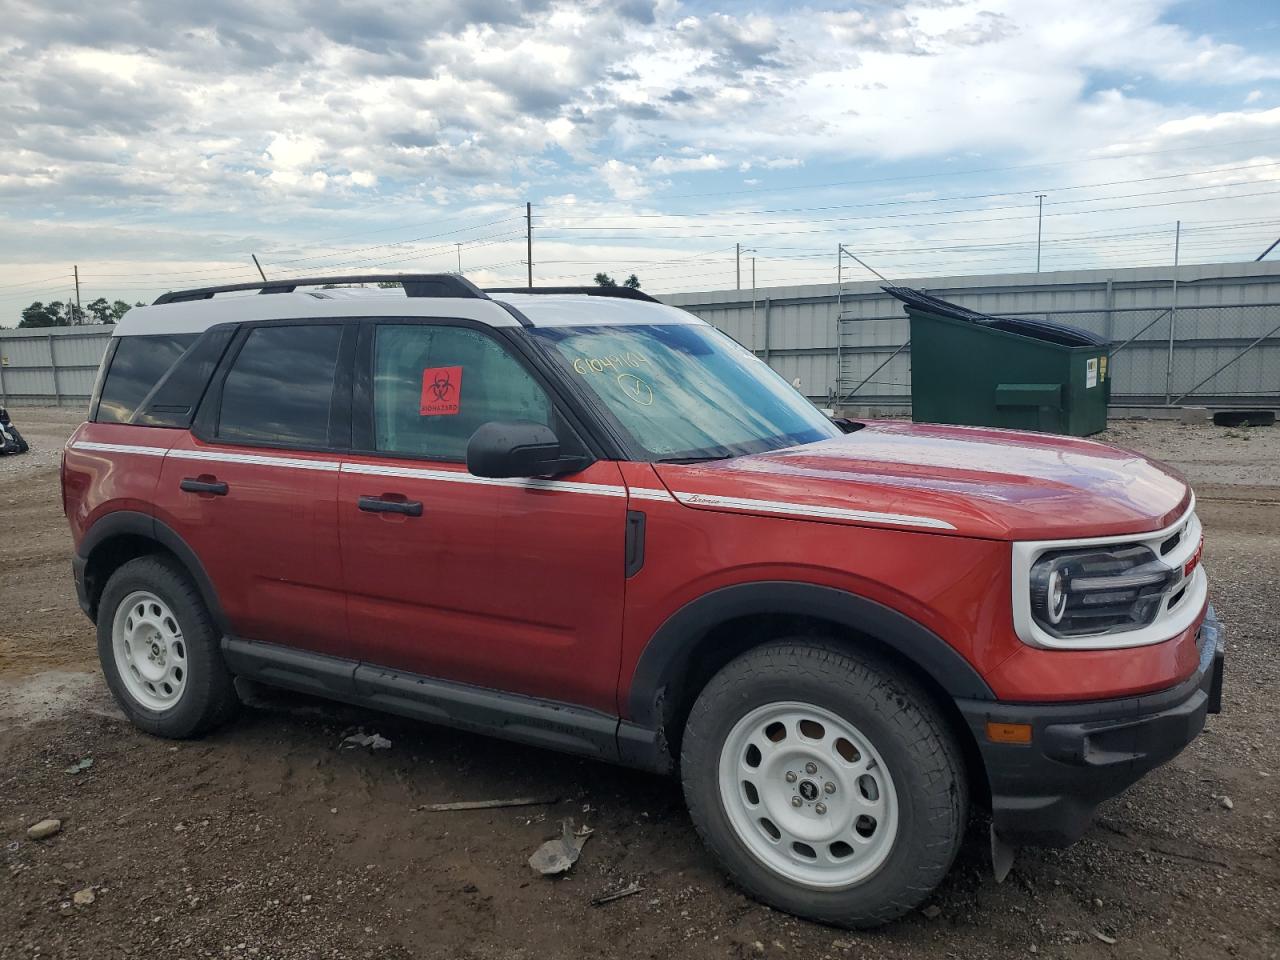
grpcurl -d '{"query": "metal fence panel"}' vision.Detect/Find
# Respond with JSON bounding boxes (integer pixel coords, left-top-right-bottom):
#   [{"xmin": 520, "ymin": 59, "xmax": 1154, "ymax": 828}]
[
  {"xmin": 4, "ymin": 264, "xmax": 1279, "ymax": 411},
  {"xmin": 0, "ymin": 326, "xmax": 113, "ymax": 407},
  {"xmin": 664, "ymin": 262, "xmax": 1280, "ymax": 408}
]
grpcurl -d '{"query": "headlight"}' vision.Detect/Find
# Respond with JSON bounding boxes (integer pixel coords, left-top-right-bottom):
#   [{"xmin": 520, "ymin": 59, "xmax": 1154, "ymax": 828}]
[{"xmin": 1028, "ymin": 544, "xmax": 1177, "ymax": 638}]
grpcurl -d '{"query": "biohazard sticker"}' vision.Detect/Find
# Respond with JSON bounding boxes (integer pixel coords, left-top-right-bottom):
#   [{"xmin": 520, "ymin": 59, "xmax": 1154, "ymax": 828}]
[{"xmin": 420, "ymin": 366, "xmax": 462, "ymax": 416}]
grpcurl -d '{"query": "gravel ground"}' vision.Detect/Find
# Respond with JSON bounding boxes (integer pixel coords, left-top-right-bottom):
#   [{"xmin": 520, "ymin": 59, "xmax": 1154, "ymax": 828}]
[{"xmin": 2, "ymin": 407, "xmax": 1278, "ymax": 960}]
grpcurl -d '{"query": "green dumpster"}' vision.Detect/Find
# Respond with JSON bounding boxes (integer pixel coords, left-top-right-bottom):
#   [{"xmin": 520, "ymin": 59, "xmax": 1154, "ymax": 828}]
[{"xmin": 886, "ymin": 287, "xmax": 1112, "ymax": 437}]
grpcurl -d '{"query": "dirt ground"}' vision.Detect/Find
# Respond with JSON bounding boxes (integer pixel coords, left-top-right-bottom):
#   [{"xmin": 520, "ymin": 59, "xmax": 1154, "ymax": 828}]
[{"xmin": 2, "ymin": 407, "xmax": 1277, "ymax": 960}]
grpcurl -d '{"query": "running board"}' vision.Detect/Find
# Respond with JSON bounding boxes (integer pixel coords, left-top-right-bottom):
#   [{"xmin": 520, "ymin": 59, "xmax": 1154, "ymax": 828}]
[{"xmin": 220, "ymin": 636, "xmax": 668, "ymax": 772}]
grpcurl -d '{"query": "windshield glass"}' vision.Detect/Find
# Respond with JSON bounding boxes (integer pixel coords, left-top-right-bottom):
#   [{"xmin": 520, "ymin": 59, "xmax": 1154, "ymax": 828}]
[{"xmin": 529, "ymin": 323, "xmax": 840, "ymax": 461}]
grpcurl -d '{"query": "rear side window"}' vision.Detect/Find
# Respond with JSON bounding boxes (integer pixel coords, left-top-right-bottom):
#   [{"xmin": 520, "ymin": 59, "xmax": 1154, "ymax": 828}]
[
  {"xmin": 217, "ymin": 324, "xmax": 343, "ymax": 447},
  {"xmin": 96, "ymin": 335, "xmax": 197, "ymax": 424}
]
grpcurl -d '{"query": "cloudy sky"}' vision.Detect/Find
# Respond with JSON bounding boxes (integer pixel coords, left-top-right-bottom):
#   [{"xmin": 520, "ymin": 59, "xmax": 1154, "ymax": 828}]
[{"xmin": 2, "ymin": 0, "xmax": 1279, "ymax": 319}]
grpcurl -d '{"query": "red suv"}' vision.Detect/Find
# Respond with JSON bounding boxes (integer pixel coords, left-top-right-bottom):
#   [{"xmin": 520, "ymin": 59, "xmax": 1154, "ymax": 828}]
[{"xmin": 63, "ymin": 274, "xmax": 1223, "ymax": 927}]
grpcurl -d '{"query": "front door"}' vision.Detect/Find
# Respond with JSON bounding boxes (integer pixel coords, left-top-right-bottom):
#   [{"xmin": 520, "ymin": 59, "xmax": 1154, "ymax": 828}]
[{"xmin": 338, "ymin": 319, "xmax": 627, "ymax": 714}]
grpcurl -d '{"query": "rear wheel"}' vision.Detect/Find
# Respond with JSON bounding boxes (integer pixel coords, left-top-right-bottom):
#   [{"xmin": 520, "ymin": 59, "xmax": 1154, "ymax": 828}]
[
  {"xmin": 97, "ymin": 555, "xmax": 240, "ymax": 738},
  {"xmin": 680, "ymin": 640, "xmax": 967, "ymax": 928}
]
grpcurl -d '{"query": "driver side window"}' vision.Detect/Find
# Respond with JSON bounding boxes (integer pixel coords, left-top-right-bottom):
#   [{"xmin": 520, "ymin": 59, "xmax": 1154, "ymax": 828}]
[{"xmin": 372, "ymin": 323, "xmax": 559, "ymax": 461}]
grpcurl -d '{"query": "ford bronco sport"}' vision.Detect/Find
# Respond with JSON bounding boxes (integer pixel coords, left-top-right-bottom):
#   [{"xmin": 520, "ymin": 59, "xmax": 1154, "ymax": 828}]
[{"xmin": 63, "ymin": 274, "xmax": 1224, "ymax": 927}]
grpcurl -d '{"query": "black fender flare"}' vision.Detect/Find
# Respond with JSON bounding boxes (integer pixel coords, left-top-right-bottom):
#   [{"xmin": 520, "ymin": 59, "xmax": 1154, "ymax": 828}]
[
  {"xmin": 626, "ymin": 581, "xmax": 995, "ymax": 727},
  {"xmin": 75, "ymin": 511, "xmax": 229, "ymax": 634}
]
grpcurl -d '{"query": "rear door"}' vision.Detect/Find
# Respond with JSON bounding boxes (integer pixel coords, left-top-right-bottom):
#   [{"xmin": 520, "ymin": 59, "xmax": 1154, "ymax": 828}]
[
  {"xmin": 338, "ymin": 319, "xmax": 628, "ymax": 713},
  {"xmin": 153, "ymin": 320, "xmax": 352, "ymax": 656}
]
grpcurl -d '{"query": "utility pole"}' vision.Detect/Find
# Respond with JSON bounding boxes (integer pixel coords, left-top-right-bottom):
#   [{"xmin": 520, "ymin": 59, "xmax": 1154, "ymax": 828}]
[
  {"xmin": 73, "ymin": 265, "xmax": 81, "ymax": 324},
  {"xmin": 456, "ymin": 243, "xmax": 463, "ymax": 274},
  {"xmin": 736, "ymin": 243, "xmax": 741, "ymax": 290},
  {"xmin": 751, "ymin": 255, "xmax": 758, "ymax": 337},
  {"xmin": 1035, "ymin": 194, "xmax": 1046, "ymax": 272},
  {"xmin": 1165, "ymin": 220, "xmax": 1181, "ymax": 405},
  {"xmin": 251, "ymin": 254, "xmax": 268, "ymax": 281},
  {"xmin": 526, "ymin": 201, "xmax": 533, "ymax": 287}
]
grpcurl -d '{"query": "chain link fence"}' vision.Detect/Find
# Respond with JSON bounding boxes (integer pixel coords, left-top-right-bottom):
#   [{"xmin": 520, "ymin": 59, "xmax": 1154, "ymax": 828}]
[
  {"xmin": 0, "ymin": 302, "xmax": 1276, "ymax": 410},
  {"xmin": 829, "ymin": 301, "xmax": 1280, "ymax": 408},
  {"xmin": 990, "ymin": 301, "xmax": 1280, "ymax": 407}
]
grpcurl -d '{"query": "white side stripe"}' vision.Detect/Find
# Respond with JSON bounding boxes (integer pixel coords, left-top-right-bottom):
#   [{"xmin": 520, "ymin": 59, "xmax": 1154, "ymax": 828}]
[
  {"xmin": 340, "ymin": 461, "xmax": 627, "ymax": 497},
  {"xmin": 671, "ymin": 491, "xmax": 956, "ymax": 531},
  {"xmin": 168, "ymin": 448, "xmax": 340, "ymax": 472},
  {"xmin": 627, "ymin": 487, "xmax": 675, "ymax": 503},
  {"xmin": 71, "ymin": 440, "xmax": 168, "ymax": 457},
  {"xmin": 68, "ymin": 442, "xmax": 955, "ymax": 529}
]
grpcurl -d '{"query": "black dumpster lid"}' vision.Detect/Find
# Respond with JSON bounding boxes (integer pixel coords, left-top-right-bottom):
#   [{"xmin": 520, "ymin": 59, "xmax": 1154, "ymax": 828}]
[{"xmin": 883, "ymin": 286, "xmax": 1109, "ymax": 348}]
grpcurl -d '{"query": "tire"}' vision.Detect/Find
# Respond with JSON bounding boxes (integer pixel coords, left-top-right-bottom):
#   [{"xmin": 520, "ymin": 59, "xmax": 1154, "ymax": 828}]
[
  {"xmin": 97, "ymin": 555, "xmax": 240, "ymax": 738},
  {"xmin": 680, "ymin": 640, "xmax": 968, "ymax": 928}
]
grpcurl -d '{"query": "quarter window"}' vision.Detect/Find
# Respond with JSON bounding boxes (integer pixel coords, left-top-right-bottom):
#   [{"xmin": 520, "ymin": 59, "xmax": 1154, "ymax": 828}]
[
  {"xmin": 96, "ymin": 334, "xmax": 197, "ymax": 424},
  {"xmin": 372, "ymin": 324, "xmax": 554, "ymax": 461},
  {"xmin": 217, "ymin": 324, "xmax": 343, "ymax": 446}
]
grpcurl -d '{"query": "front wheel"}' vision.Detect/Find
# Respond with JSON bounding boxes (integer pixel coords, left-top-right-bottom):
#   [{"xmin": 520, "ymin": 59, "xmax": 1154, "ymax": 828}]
[{"xmin": 680, "ymin": 641, "xmax": 968, "ymax": 928}]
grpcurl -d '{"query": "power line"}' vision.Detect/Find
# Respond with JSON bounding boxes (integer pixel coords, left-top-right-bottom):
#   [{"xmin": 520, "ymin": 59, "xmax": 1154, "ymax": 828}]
[
  {"xmin": 542, "ymin": 159, "xmax": 1280, "ymax": 221},
  {"xmin": 597, "ymin": 135, "xmax": 1280, "ymax": 203}
]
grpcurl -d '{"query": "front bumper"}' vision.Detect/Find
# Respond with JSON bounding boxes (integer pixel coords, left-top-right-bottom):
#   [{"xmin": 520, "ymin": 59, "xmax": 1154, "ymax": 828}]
[{"xmin": 957, "ymin": 605, "xmax": 1224, "ymax": 847}]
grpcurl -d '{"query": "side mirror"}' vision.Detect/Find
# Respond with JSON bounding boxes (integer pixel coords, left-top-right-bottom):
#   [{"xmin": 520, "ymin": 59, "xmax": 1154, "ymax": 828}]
[{"xmin": 466, "ymin": 421, "xmax": 590, "ymax": 479}]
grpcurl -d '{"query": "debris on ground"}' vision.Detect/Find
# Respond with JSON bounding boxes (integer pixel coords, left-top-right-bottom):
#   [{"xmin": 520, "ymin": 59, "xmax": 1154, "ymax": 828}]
[
  {"xmin": 528, "ymin": 819, "xmax": 592, "ymax": 876},
  {"xmin": 1218, "ymin": 795, "xmax": 1234, "ymax": 810},
  {"xmin": 72, "ymin": 888, "xmax": 96, "ymax": 906},
  {"xmin": 415, "ymin": 797, "xmax": 558, "ymax": 813},
  {"xmin": 341, "ymin": 732, "xmax": 391, "ymax": 750},
  {"xmin": 65, "ymin": 757, "xmax": 94, "ymax": 774},
  {"xmin": 591, "ymin": 882, "xmax": 643, "ymax": 906},
  {"xmin": 920, "ymin": 904, "xmax": 942, "ymax": 920},
  {"xmin": 26, "ymin": 818, "xmax": 63, "ymax": 840},
  {"xmin": 0, "ymin": 408, "xmax": 28, "ymax": 456},
  {"xmin": 1091, "ymin": 929, "xmax": 1117, "ymax": 945}
]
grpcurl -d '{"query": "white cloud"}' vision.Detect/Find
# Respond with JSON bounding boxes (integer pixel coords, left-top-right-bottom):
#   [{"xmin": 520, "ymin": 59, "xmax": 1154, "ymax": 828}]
[
  {"xmin": 599, "ymin": 158, "xmax": 648, "ymax": 200},
  {"xmin": 650, "ymin": 153, "xmax": 726, "ymax": 173},
  {"xmin": 2, "ymin": 0, "xmax": 1279, "ymax": 309}
]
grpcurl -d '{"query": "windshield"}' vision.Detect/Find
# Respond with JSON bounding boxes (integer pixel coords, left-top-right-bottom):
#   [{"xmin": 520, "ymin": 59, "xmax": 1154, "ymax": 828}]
[{"xmin": 529, "ymin": 323, "xmax": 840, "ymax": 461}]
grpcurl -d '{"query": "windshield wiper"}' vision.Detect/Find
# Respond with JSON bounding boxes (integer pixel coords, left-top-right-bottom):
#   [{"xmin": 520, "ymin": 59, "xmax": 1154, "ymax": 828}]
[{"xmin": 656, "ymin": 454, "xmax": 734, "ymax": 464}]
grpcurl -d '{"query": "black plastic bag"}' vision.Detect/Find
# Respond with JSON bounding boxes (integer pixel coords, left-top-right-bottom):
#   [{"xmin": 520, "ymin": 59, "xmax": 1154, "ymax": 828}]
[{"xmin": 0, "ymin": 407, "xmax": 28, "ymax": 455}]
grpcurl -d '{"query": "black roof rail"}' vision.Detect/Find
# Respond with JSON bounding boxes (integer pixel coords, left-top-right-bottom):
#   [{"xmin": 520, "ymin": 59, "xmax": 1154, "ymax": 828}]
[
  {"xmin": 485, "ymin": 285, "xmax": 660, "ymax": 304},
  {"xmin": 153, "ymin": 274, "xmax": 490, "ymax": 305}
]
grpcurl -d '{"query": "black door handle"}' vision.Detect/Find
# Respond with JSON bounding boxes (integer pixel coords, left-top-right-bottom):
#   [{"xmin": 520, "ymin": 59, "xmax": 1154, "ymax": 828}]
[
  {"xmin": 358, "ymin": 495, "xmax": 423, "ymax": 517},
  {"xmin": 181, "ymin": 478, "xmax": 229, "ymax": 496}
]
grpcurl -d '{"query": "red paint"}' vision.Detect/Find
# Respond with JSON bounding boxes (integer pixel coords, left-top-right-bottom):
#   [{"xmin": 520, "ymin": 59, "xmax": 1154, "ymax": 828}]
[
  {"xmin": 658, "ymin": 420, "xmax": 1191, "ymax": 541},
  {"xmin": 338, "ymin": 453, "xmax": 627, "ymax": 711},
  {"xmin": 155, "ymin": 432, "xmax": 348, "ymax": 657},
  {"xmin": 66, "ymin": 413, "xmax": 1208, "ymax": 719}
]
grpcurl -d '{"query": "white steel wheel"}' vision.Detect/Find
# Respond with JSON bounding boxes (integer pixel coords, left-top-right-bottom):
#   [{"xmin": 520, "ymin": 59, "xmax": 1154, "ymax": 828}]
[
  {"xmin": 717, "ymin": 701, "xmax": 899, "ymax": 889},
  {"xmin": 111, "ymin": 590, "xmax": 188, "ymax": 711}
]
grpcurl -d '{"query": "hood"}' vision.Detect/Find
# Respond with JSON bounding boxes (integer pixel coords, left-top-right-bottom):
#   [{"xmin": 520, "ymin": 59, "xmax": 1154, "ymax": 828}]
[{"xmin": 652, "ymin": 421, "xmax": 1191, "ymax": 541}]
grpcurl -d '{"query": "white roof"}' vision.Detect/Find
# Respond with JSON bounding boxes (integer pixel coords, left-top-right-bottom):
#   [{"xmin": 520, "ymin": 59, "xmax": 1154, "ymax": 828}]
[{"xmin": 114, "ymin": 287, "xmax": 703, "ymax": 337}]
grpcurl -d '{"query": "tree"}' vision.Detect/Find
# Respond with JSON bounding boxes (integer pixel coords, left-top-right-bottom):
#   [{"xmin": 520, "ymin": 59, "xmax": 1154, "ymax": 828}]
[
  {"xmin": 87, "ymin": 297, "xmax": 112, "ymax": 324},
  {"xmin": 594, "ymin": 272, "xmax": 641, "ymax": 289},
  {"xmin": 110, "ymin": 300, "xmax": 134, "ymax": 322},
  {"xmin": 19, "ymin": 301, "xmax": 65, "ymax": 328}
]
